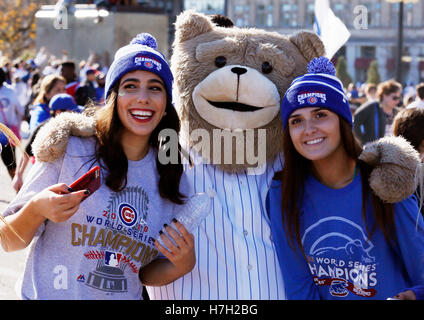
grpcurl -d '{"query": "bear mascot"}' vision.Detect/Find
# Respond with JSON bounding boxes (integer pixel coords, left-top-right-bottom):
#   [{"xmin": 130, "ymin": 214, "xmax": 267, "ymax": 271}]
[{"xmin": 31, "ymin": 11, "xmax": 420, "ymax": 300}]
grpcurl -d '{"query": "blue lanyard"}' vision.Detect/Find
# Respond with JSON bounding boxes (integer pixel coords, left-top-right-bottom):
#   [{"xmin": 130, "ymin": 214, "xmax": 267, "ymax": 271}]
[{"xmin": 374, "ymin": 103, "xmax": 379, "ymax": 139}]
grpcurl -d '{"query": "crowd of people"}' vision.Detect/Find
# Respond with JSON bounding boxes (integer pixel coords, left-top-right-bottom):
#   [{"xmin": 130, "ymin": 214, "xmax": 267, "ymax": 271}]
[
  {"xmin": 0, "ymin": 32, "xmax": 423, "ymax": 300},
  {"xmin": 344, "ymin": 79, "xmax": 424, "ymax": 162},
  {"xmin": 346, "ymin": 80, "xmax": 424, "ymax": 224},
  {"xmin": 0, "ymin": 48, "xmax": 108, "ymax": 192}
]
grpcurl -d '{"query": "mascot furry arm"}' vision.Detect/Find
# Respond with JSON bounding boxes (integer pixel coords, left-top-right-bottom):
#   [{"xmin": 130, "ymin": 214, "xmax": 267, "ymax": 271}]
[{"xmin": 32, "ymin": 112, "xmax": 420, "ymax": 204}]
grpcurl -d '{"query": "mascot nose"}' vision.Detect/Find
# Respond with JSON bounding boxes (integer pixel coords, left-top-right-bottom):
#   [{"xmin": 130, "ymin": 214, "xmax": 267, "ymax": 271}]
[{"xmin": 231, "ymin": 67, "xmax": 247, "ymax": 76}]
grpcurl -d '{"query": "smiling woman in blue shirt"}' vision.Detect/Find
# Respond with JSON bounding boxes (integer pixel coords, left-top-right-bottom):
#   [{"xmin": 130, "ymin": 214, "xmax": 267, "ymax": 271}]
[{"xmin": 267, "ymin": 57, "xmax": 424, "ymax": 300}]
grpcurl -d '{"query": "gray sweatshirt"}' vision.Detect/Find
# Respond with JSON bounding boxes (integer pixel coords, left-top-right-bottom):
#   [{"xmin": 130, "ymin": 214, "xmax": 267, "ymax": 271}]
[{"xmin": 3, "ymin": 136, "xmax": 175, "ymax": 300}]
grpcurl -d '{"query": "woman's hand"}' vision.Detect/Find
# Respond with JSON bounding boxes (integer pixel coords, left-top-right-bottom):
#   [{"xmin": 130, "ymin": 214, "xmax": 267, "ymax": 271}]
[
  {"xmin": 1, "ymin": 183, "xmax": 88, "ymax": 252},
  {"xmin": 138, "ymin": 219, "xmax": 196, "ymax": 286},
  {"xmin": 393, "ymin": 290, "xmax": 416, "ymax": 300},
  {"xmin": 29, "ymin": 183, "xmax": 88, "ymax": 223},
  {"xmin": 154, "ymin": 219, "xmax": 196, "ymax": 275}
]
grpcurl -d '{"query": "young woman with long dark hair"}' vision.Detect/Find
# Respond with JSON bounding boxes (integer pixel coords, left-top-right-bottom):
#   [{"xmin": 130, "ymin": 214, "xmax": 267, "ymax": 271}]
[
  {"xmin": 0, "ymin": 34, "xmax": 195, "ymax": 299},
  {"xmin": 267, "ymin": 57, "xmax": 424, "ymax": 300}
]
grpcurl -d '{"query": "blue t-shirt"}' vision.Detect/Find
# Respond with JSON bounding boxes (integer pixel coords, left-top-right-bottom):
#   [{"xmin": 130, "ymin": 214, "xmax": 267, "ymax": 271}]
[
  {"xmin": 267, "ymin": 172, "xmax": 424, "ymax": 300},
  {"xmin": 29, "ymin": 103, "xmax": 50, "ymax": 134}
]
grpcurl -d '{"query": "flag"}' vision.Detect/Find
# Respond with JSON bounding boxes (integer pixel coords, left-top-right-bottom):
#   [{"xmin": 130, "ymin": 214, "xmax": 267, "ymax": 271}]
[{"xmin": 314, "ymin": 0, "xmax": 350, "ymax": 59}]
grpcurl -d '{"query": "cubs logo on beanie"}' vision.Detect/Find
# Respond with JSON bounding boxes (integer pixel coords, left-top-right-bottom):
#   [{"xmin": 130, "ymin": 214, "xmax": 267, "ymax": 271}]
[
  {"xmin": 280, "ymin": 57, "xmax": 352, "ymax": 130},
  {"xmin": 104, "ymin": 33, "xmax": 173, "ymax": 101}
]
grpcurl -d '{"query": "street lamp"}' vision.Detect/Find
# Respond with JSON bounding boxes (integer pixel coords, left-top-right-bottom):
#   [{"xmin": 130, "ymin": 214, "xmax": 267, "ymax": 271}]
[
  {"xmin": 385, "ymin": 0, "xmax": 419, "ymax": 84},
  {"xmin": 224, "ymin": 0, "xmax": 228, "ymax": 16}
]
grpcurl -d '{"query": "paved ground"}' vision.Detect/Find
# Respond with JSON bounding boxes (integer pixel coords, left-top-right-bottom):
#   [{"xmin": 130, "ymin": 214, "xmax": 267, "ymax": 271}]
[{"xmin": 0, "ymin": 136, "xmax": 31, "ymax": 300}]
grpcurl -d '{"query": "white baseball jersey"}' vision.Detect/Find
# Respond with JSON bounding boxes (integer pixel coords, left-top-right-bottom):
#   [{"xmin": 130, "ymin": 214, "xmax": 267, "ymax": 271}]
[{"xmin": 146, "ymin": 153, "xmax": 285, "ymax": 300}]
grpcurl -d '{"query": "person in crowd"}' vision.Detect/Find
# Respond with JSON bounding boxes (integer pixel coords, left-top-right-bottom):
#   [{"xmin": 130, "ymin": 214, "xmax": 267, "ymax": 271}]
[
  {"xmin": 393, "ymin": 107, "xmax": 424, "ymax": 160},
  {"xmin": 347, "ymin": 82, "xmax": 362, "ymax": 113},
  {"xmin": 267, "ymin": 57, "xmax": 424, "ymax": 300},
  {"xmin": 353, "ymin": 79, "xmax": 402, "ymax": 145},
  {"xmin": 95, "ymin": 72, "xmax": 106, "ymax": 106},
  {"xmin": 0, "ymin": 33, "xmax": 195, "ymax": 300},
  {"xmin": 0, "ymin": 57, "xmax": 12, "ymax": 85},
  {"xmin": 403, "ymin": 93, "xmax": 415, "ymax": 108},
  {"xmin": 406, "ymin": 83, "xmax": 424, "ymax": 109},
  {"xmin": 78, "ymin": 60, "xmax": 87, "ymax": 82},
  {"xmin": 23, "ymin": 71, "xmax": 42, "ymax": 124},
  {"xmin": 12, "ymin": 73, "xmax": 31, "ymax": 112},
  {"xmin": 59, "ymin": 60, "xmax": 79, "ymax": 97},
  {"xmin": 74, "ymin": 68, "xmax": 97, "ymax": 106},
  {"xmin": 13, "ymin": 59, "xmax": 30, "ymax": 84},
  {"xmin": 12, "ymin": 93, "xmax": 84, "ymax": 193},
  {"xmin": 0, "ymin": 68, "xmax": 25, "ymax": 178},
  {"xmin": 28, "ymin": 74, "xmax": 66, "ymax": 134},
  {"xmin": 404, "ymin": 81, "xmax": 415, "ymax": 98},
  {"xmin": 392, "ymin": 107, "xmax": 424, "ymax": 217},
  {"xmin": 364, "ymin": 83, "xmax": 377, "ymax": 102}
]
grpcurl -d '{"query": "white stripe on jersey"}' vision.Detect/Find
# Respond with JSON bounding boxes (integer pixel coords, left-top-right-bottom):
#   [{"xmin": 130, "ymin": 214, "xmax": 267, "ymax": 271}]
[{"xmin": 146, "ymin": 153, "xmax": 286, "ymax": 300}]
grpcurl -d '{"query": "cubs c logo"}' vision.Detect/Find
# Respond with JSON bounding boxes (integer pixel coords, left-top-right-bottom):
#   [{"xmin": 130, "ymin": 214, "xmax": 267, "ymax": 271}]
[
  {"xmin": 144, "ymin": 61, "xmax": 153, "ymax": 69},
  {"xmin": 118, "ymin": 203, "xmax": 138, "ymax": 227},
  {"xmin": 308, "ymin": 96, "xmax": 318, "ymax": 104}
]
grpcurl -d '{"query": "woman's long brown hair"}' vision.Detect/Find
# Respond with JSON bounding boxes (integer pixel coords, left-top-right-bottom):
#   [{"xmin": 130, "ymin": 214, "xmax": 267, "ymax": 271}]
[
  {"xmin": 279, "ymin": 117, "xmax": 395, "ymax": 258},
  {"xmin": 93, "ymin": 83, "xmax": 186, "ymax": 205}
]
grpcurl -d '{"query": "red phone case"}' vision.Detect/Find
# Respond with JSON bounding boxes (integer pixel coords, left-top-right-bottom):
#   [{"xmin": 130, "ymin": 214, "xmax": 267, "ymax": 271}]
[{"xmin": 69, "ymin": 166, "xmax": 101, "ymax": 197}]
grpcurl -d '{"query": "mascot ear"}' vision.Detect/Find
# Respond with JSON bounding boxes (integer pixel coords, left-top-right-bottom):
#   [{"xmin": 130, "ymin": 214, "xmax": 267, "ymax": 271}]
[
  {"xmin": 289, "ymin": 31, "xmax": 326, "ymax": 62},
  {"xmin": 175, "ymin": 10, "xmax": 214, "ymax": 43}
]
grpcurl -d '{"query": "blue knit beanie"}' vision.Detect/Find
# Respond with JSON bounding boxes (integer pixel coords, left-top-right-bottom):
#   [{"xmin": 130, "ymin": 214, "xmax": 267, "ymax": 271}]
[
  {"xmin": 49, "ymin": 93, "xmax": 83, "ymax": 113},
  {"xmin": 281, "ymin": 57, "xmax": 352, "ymax": 130},
  {"xmin": 105, "ymin": 33, "xmax": 173, "ymax": 101}
]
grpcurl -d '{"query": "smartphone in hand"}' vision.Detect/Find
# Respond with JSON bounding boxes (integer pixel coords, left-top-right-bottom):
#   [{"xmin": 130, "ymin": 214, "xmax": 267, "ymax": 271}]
[{"xmin": 69, "ymin": 166, "xmax": 101, "ymax": 199}]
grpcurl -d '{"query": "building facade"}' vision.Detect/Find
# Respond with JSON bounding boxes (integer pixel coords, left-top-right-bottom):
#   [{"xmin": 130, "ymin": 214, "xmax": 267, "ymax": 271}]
[
  {"xmin": 184, "ymin": 0, "xmax": 225, "ymax": 14},
  {"xmin": 35, "ymin": 1, "xmax": 186, "ymax": 63},
  {"xmin": 36, "ymin": 0, "xmax": 424, "ymax": 86},
  {"xmin": 223, "ymin": 0, "xmax": 424, "ymax": 86}
]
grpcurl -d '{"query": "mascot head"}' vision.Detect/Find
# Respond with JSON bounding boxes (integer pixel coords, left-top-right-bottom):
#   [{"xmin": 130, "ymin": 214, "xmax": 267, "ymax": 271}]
[{"xmin": 171, "ymin": 10, "xmax": 325, "ymax": 172}]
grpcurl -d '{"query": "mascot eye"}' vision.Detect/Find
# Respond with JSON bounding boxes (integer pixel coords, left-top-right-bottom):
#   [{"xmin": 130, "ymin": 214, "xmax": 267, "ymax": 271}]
[
  {"xmin": 262, "ymin": 61, "xmax": 273, "ymax": 74},
  {"xmin": 215, "ymin": 56, "xmax": 227, "ymax": 68}
]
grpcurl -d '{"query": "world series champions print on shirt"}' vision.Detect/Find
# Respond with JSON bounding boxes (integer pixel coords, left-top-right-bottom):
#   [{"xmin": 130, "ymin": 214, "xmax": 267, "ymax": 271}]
[
  {"xmin": 71, "ymin": 186, "xmax": 160, "ymax": 294},
  {"xmin": 302, "ymin": 216, "xmax": 377, "ymax": 298}
]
